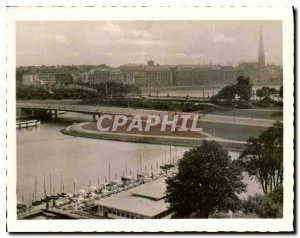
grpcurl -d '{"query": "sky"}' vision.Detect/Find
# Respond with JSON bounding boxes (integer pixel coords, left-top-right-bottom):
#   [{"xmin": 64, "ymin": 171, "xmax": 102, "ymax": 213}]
[{"xmin": 16, "ymin": 21, "xmax": 282, "ymax": 67}]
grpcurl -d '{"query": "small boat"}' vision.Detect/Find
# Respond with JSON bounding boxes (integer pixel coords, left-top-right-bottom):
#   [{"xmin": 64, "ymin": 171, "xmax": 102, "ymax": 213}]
[
  {"xmin": 32, "ymin": 200, "xmax": 43, "ymax": 206},
  {"xmin": 121, "ymin": 175, "xmax": 134, "ymax": 182},
  {"xmin": 46, "ymin": 195, "xmax": 59, "ymax": 200},
  {"xmin": 42, "ymin": 211, "xmax": 60, "ymax": 218},
  {"xmin": 160, "ymin": 164, "xmax": 175, "ymax": 170},
  {"xmin": 57, "ymin": 193, "xmax": 67, "ymax": 197},
  {"xmin": 16, "ymin": 120, "xmax": 41, "ymax": 129},
  {"xmin": 41, "ymin": 198, "xmax": 51, "ymax": 203},
  {"xmin": 137, "ymin": 172, "xmax": 151, "ymax": 179}
]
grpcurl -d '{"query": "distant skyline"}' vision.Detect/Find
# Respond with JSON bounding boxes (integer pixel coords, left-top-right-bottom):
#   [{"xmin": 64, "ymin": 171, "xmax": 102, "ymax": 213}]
[{"xmin": 16, "ymin": 21, "xmax": 282, "ymax": 67}]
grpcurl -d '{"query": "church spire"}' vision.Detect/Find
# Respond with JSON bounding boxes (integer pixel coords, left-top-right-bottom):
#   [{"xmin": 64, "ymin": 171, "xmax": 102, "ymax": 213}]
[{"xmin": 258, "ymin": 26, "xmax": 265, "ymax": 68}]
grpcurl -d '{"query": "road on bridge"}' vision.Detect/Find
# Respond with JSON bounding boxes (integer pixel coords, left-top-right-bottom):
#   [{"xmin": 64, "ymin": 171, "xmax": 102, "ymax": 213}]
[{"xmin": 17, "ymin": 102, "xmax": 279, "ymax": 127}]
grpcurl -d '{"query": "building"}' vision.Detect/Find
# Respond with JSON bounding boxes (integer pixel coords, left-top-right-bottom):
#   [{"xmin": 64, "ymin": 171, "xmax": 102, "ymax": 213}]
[
  {"xmin": 93, "ymin": 66, "xmax": 110, "ymax": 84},
  {"xmin": 94, "ymin": 177, "xmax": 170, "ymax": 219},
  {"xmin": 108, "ymin": 68, "xmax": 123, "ymax": 83},
  {"xmin": 221, "ymin": 66, "xmax": 238, "ymax": 84},
  {"xmin": 37, "ymin": 68, "xmax": 56, "ymax": 86},
  {"xmin": 145, "ymin": 61, "xmax": 173, "ymax": 88},
  {"xmin": 258, "ymin": 26, "xmax": 266, "ymax": 69},
  {"xmin": 194, "ymin": 64, "xmax": 222, "ymax": 85},
  {"xmin": 21, "ymin": 73, "xmax": 40, "ymax": 86},
  {"xmin": 55, "ymin": 72, "xmax": 73, "ymax": 85},
  {"xmin": 79, "ymin": 70, "xmax": 94, "ymax": 85},
  {"xmin": 237, "ymin": 62, "xmax": 258, "ymax": 82},
  {"xmin": 174, "ymin": 66, "xmax": 195, "ymax": 86},
  {"xmin": 119, "ymin": 64, "xmax": 146, "ymax": 85}
]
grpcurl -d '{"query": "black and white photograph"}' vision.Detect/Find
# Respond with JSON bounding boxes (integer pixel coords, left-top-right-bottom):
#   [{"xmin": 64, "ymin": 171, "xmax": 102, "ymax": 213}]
[{"xmin": 5, "ymin": 6, "xmax": 294, "ymax": 232}]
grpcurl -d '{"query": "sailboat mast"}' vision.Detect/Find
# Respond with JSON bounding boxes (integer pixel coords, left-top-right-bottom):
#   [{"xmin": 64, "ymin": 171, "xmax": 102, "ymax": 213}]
[
  {"xmin": 108, "ymin": 162, "xmax": 111, "ymax": 183},
  {"xmin": 60, "ymin": 170, "xmax": 63, "ymax": 193},
  {"xmin": 49, "ymin": 173, "xmax": 52, "ymax": 196},
  {"xmin": 140, "ymin": 154, "xmax": 142, "ymax": 171},
  {"xmin": 34, "ymin": 176, "xmax": 37, "ymax": 201},
  {"xmin": 43, "ymin": 173, "xmax": 46, "ymax": 197}
]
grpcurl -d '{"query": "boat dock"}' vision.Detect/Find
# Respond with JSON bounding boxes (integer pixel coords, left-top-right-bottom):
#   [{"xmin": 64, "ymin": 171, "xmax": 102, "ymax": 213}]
[{"xmin": 16, "ymin": 120, "xmax": 40, "ymax": 129}]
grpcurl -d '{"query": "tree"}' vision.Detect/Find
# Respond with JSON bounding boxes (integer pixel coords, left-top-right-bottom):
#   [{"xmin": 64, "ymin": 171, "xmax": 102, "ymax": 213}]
[
  {"xmin": 242, "ymin": 185, "xmax": 283, "ymax": 218},
  {"xmin": 279, "ymin": 86, "xmax": 283, "ymax": 101},
  {"xmin": 239, "ymin": 122, "xmax": 283, "ymax": 194},
  {"xmin": 256, "ymin": 89, "xmax": 264, "ymax": 99},
  {"xmin": 236, "ymin": 76, "xmax": 252, "ymax": 101},
  {"xmin": 215, "ymin": 84, "xmax": 236, "ymax": 101},
  {"xmin": 165, "ymin": 141, "xmax": 246, "ymax": 218}
]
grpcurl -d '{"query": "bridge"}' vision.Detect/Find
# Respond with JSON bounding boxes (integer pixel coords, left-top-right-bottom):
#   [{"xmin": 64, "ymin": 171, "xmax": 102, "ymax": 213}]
[
  {"xmin": 16, "ymin": 102, "xmax": 176, "ymax": 121},
  {"xmin": 16, "ymin": 102, "xmax": 277, "ymax": 127}
]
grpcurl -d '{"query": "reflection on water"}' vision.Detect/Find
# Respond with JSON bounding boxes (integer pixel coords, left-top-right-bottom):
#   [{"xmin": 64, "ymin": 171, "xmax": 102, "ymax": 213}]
[{"xmin": 17, "ymin": 112, "xmax": 261, "ymax": 206}]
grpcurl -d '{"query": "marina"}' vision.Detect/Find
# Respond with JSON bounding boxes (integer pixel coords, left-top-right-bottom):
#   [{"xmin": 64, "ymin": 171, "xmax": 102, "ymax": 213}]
[{"xmin": 18, "ymin": 166, "xmax": 175, "ymax": 219}]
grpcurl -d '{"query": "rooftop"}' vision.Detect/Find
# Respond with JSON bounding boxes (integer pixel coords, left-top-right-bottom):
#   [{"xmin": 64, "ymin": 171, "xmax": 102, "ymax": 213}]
[{"xmin": 94, "ymin": 177, "xmax": 169, "ymax": 217}]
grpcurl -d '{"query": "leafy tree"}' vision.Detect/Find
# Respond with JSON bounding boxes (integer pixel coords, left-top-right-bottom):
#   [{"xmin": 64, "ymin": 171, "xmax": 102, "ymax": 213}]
[
  {"xmin": 215, "ymin": 84, "xmax": 236, "ymax": 101},
  {"xmin": 165, "ymin": 141, "xmax": 246, "ymax": 218},
  {"xmin": 239, "ymin": 121, "xmax": 283, "ymax": 194},
  {"xmin": 236, "ymin": 76, "xmax": 252, "ymax": 101}
]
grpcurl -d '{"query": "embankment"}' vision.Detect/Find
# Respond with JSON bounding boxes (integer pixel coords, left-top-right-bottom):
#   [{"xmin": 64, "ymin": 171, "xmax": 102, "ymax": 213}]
[{"xmin": 62, "ymin": 122, "xmax": 247, "ymax": 151}]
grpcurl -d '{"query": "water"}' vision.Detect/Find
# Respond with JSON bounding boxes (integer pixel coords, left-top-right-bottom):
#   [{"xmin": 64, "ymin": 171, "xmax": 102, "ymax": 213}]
[
  {"xmin": 149, "ymin": 84, "xmax": 282, "ymax": 98},
  {"xmin": 17, "ymin": 112, "xmax": 260, "ymax": 206}
]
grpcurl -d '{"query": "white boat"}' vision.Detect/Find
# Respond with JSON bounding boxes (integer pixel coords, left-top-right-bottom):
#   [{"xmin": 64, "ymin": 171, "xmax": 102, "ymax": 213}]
[{"xmin": 16, "ymin": 120, "xmax": 41, "ymax": 129}]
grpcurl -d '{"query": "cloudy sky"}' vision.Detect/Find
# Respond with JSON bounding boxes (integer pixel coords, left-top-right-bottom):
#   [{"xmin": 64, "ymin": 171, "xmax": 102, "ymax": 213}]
[{"xmin": 16, "ymin": 21, "xmax": 282, "ymax": 67}]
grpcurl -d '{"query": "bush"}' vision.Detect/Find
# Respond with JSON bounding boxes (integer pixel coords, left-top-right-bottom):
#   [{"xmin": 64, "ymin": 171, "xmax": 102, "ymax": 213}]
[
  {"xmin": 242, "ymin": 189, "xmax": 283, "ymax": 218},
  {"xmin": 236, "ymin": 101, "xmax": 252, "ymax": 109}
]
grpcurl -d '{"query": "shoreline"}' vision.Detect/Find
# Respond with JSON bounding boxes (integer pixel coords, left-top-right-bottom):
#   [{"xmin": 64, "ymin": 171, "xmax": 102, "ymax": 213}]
[{"xmin": 61, "ymin": 122, "xmax": 247, "ymax": 152}]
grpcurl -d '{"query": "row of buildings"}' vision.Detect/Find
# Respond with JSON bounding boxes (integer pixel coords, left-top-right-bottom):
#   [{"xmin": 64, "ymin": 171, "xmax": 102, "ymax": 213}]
[
  {"xmin": 17, "ymin": 61, "xmax": 283, "ymax": 88},
  {"xmin": 16, "ymin": 27, "xmax": 283, "ymax": 88}
]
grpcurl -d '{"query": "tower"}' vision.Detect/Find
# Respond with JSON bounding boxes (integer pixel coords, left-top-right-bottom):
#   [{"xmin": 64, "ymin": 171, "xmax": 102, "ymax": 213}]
[{"xmin": 258, "ymin": 26, "xmax": 265, "ymax": 68}]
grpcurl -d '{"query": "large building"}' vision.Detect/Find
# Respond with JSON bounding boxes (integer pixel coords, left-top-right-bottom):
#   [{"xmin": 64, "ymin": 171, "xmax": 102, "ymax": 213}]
[
  {"xmin": 21, "ymin": 73, "xmax": 40, "ymax": 86},
  {"xmin": 174, "ymin": 65, "xmax": 195, "ymax": 86},
  {"xmin": 145, "ymin": 63, "xmax": 173, "ymax": 88},
  {"xmin": 108, "ymin": 68, "xmax": 123, "ymax": 84},
  {"xmin": 221, "ymin": 66, "xmax": 237, "ymax": 84},
  {"xmin": 194, "ymin": 64, "xmax": 222, "ymax": 85},
  {"xmin": 119, "ymin": 64, "xmax": 146, "ymax": 85},
  {"xmin": 93, "ymin": 66, "xmax": 110, "ymax": 84},
  {"xmin": 37, "ymin": 68, "xmax": 56, "ymax": 85}
]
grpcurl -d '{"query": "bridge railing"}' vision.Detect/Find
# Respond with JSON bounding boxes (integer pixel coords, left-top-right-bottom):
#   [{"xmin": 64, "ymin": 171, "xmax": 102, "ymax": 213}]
[{"xmin": 16, "ymin": 103, "xmax": 203, "ymax": 117}]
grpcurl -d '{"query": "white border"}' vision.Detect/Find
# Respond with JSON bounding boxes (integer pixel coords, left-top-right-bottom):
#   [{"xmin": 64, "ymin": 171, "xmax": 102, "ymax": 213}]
[{"xmin": 6, "ymin": 6, "xmax": 294, "ymax": 232}]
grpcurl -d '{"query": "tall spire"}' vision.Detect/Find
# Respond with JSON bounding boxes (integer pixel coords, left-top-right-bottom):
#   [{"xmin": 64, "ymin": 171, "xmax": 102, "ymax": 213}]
[{"xmin": 258, "ymin": 26, "xmax": 265, "ymax": 68}]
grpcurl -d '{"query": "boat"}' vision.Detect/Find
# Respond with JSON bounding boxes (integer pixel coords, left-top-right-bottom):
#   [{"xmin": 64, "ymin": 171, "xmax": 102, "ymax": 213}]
[
  {"xmin": 46, "ymin": 195, "xmax": 59, "ymax": 200},
  {"xmin": 57, "ymin": 193, "xmax": 67, "ymax": 197},
  {"xmin": 16, "ymin": 120, "xmax": 41, "ymax": 129},
  {"xmin": 160, "ymin": 164, "xmax": 175, "ymax": 170},
  {"xmin": 137, "ymin": 172, "xmax": 151, "ymax": 179},
  {"xmin": 41, "ymin": 198, "xmax": 51, "ymax": 203},
  {"xmin": 121, "ymin": 175, "xmax": 134, "ymax": 182},
  {"xmin": 32, "ymin": 200, "xmax": 43, "ymax": 206}
]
